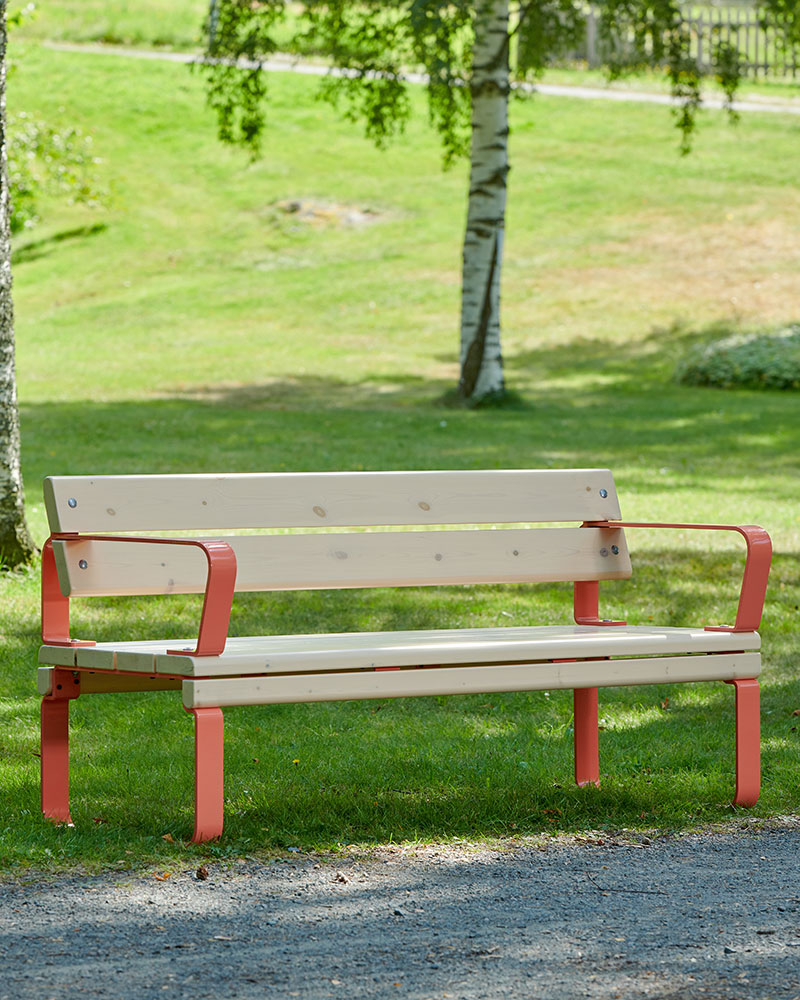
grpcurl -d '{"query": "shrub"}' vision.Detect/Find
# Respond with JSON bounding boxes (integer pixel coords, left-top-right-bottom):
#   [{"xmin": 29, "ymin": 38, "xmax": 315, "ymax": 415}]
[
  {"xmin": 8, "ymin": 113, "xmax": 103, "ymax": 233},
  {"xmin": 675, "ymin": 326, "xmax": 800, "ymax": 391}
]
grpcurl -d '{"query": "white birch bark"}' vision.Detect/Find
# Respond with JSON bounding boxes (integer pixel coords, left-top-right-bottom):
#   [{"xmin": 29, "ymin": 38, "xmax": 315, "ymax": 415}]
[
  {"xmin": 458, "ymin": 0, "xmax": 510, "ymax": 403},
  {"xmin": 0, "ymin": 3, "xmax": 36, "ymax": 568}
]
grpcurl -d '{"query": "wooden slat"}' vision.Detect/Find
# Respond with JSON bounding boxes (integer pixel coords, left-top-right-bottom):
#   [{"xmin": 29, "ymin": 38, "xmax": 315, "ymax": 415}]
[
  {"xmin": 159, "ymin": 623, "xmax": 759, "ymax": 675},
  {"xmin": 37, "ymin": 667, "xmax": 55, "ymax": 695},
  {"xmin": 44, "ymin": 469, "xmax": 622, "ymax": 532},
  {"xmin": 37, "ymin": 645, "xmax": 79, "ymax": 667},
  {"xmin": 52, "ymin": 526, "xmax": 631, "ymax": 598},
  {"xmin": 39, "ymin": 640, "xmax": 179, "ymax": 671},
  {"xmin": 182, "ymin": 652, "xmax": 761, "ymax": 708}
]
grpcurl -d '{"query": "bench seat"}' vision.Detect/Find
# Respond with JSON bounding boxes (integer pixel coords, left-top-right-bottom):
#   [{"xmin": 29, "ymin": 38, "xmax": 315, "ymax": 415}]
[
  {"xmin": 39, "ymin": 624, "xmax": 761, "ymax": 676},
  {"xmin": 39, "ymin": 625, "xmax": 761, "ymax": 712}
]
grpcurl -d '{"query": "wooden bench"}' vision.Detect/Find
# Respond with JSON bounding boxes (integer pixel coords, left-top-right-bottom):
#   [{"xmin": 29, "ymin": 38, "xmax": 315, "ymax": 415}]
[{"xmin": 37, "ymin": 469, "xmax": 772, "ymax": 842}]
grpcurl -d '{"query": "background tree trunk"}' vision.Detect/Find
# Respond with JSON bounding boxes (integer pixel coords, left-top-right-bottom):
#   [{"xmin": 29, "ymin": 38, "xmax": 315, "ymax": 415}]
[
  {"xmin": 0, "ymin": 2, "xmax": 36, "ymax": 568},
  {"xmin": 458, "ymin": 0, "xmax": 510, "ymax": 404}
]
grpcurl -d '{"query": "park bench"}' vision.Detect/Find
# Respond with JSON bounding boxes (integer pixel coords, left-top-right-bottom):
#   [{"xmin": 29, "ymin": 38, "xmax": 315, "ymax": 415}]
[{"xmin": 37, "ymin": 469, "xmax": 771, "ymax": 842}]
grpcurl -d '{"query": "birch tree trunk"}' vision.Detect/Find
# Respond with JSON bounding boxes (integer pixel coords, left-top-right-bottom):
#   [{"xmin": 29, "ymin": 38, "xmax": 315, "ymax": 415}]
[
  {"xmin": 458, "ymin": 0, "xmax": 510, "ymax": 404},
  {"xmin": 0, "ymin": 3, "xmax": 36, "ymax": 568}
]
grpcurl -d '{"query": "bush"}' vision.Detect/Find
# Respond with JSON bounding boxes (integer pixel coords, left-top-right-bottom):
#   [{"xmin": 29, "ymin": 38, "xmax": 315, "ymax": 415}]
[
  {"xmin": 675, "ymin": 326, "xmax": 800, "ymax": 391},
  {"xmin": 8, "ymin": 113, "xmax": 103, "ymax": 233}
]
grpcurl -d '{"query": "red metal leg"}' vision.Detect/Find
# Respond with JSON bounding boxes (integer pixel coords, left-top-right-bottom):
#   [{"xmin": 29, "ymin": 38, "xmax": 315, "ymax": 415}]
[
  {"xmin": 727, "ymin": 678, "xmax": 760, "ymax": 807},
  {"xmin": 41, "ymin": 696, "xmax": 73, "ymax": 825},
  {"xmin": 574, "ymin": 687, "xmax": 600, "ymax": 787},
  {"xmin": 191, "ymin": 707, "xmax": 224, "ymax": 842}
]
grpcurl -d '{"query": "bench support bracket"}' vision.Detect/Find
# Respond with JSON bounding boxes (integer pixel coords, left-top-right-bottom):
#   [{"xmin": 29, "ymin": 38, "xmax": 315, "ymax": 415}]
[
  {"xmin": 727, "ymin": 677, "xmax": 760, "ymax": 807},
  {"xmin": 188, "ymin": 707, "xmax": 225, "ymax": 842}
]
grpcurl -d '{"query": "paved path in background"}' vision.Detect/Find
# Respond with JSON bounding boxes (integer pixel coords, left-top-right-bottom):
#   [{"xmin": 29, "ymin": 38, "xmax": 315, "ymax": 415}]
[
  {"xmin": 3, "ymin": 824, "xmax": 800, "ymax": 999},
  {"xmin": 46, "ymin": 41, "xmax": 800, "ymax": 117}
]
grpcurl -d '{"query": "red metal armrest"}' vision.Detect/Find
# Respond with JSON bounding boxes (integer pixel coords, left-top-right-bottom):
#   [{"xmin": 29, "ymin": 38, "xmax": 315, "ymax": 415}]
[
  {"xmin": 41, "ymin": 534, "xmax": 237, "ymax": 656},
  {"xmin": 576, "ymin": 521, "xmax": 771, "ymax": 633}
]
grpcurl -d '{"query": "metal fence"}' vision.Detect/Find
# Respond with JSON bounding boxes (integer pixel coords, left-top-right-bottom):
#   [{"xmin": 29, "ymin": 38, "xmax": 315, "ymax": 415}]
[{"xmin": 577, "ymin": 5, "xmax": 798, "ymax": 78}]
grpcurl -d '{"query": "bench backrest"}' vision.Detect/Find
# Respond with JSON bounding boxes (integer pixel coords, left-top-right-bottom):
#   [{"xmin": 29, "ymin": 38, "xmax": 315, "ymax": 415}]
[{"xmin": 44, "ymin": 470, "xmax": 631, "ymax": 597}]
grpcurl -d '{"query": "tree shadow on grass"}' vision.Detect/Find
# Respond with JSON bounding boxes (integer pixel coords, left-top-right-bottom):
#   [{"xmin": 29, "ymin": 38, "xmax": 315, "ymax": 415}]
[
  {"xmin": 12, "ymin": 222, "xmax": 109, "ymax": 265},
  {"xmin": 18, "ymin": 312, "xmax": 800, "ymax": 483},
  {"xmin": 6, "ymin": 670, "xmax": 799, "ymax": 850}
]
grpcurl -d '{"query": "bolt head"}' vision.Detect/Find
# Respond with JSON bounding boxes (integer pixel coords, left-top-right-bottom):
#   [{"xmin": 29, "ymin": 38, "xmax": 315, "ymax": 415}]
[
  {"xmin": 599, "ymin": 488, "xmax": 608, "ymax": 498},
  {"xmin": 78, "ymin": 559, "xmax": 88, "ymax": 570},
  {"xmin": 68, "ymin": 498, "xmax": 78, "ymax": 508}
]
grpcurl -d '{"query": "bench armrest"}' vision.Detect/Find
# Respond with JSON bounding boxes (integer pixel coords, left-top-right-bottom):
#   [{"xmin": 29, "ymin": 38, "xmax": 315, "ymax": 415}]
[
  {"xmin": 42, "ymin": 534, "xmax": 238, "ymax": 656},
  {"xmin": 582, "ymin": 521, "xmax": 772, "ymax": 633}
]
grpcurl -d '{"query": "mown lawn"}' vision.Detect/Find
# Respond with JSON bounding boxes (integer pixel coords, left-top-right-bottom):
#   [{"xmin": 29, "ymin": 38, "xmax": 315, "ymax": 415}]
[{"xmin": 0, "ymin": 40, "xmax": 798, "ymax": 873}]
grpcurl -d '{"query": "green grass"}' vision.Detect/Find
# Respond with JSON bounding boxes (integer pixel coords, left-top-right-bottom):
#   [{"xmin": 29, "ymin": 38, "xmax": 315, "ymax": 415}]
[
  {"xmin": 0, "ymin": 40, "xmax": 799, "ymax": 873},
  {"xmin": 11, "ymin": 0, "xmax": 208, "ymax": 49}
]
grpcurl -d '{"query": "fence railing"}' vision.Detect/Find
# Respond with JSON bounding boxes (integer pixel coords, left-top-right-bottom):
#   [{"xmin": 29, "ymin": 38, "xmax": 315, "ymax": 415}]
[{"xmin": 574, "ymin": 5, "xmax": 798, "ymax": 78}]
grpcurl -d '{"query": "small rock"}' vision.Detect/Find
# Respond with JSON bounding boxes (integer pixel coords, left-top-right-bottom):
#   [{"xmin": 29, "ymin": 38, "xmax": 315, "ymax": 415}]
[
  {"xmin": 724, "ymin": 946, "xmax": 736, "ymax": 954},
  {"xmin": 196, "ymin": 865, "xmax": 209, "ymax": 881}
]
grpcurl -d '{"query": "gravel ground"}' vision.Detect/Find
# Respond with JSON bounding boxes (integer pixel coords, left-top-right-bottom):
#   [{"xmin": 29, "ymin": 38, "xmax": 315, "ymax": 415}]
[{"xmin": 3, "ymin": 824, "xmax": 800, "ymax": 1000}]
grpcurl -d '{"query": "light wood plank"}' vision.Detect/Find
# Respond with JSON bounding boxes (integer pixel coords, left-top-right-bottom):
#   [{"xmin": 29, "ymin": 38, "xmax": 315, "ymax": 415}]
[
  {"xmin": 37, "ymin": 666, "xmax": 54, "ymax": 695},
  {"xmin": 47, "ymin": 625, "xmax": 759, "ymax": 677},
  {"xmin": 38, "ymin": 645, "xmax": 79, "ymax": 667},
  {"xmin": 183, "ymin": 652, "xmax": 761, "ymax": 707},
  {"xmin": 160, "ymin": 623, "xmax": 759, "ymax": 675},
  {"xmin": 52, "ymin": 526, "xmax": 631, "ymax": 597},
  {"xmin": 44, "ymin": 469, "xmax": 622, "ymax": 532}
]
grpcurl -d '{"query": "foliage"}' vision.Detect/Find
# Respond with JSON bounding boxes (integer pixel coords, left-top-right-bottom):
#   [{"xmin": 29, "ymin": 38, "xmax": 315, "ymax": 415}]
[
  {"xmin": 200, "ymin": 0, "xmax": 768, "ymax": 162},
  {"xmin": 6, "ymin": 5, "xmax": 104, "ymax": 232},
  {"xmin": 8, "ymin": 0, "xmax": 205, "ymax": 49},
  {"xmin": 7, "ymin": 112, "xmax": 103, "ymax": 232},
  {"xmin": 676, "ymin": 327, "xmax": 800, "ymax": 391},
  {"xmin": 760, "ymin": 0, "xmax": 800, "ymax": 54}
]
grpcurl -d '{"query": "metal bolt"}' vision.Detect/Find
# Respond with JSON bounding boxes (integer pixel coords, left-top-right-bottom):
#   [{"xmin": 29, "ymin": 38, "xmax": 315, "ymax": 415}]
[
  {"xmin": 599, "ymin": 489, "xmax": 608, "ymax": 498},
  {"xmin": 68, "ymin": 498, "xmax": 78, "ymax": 508},
  {"xmin": 78, "ymin": 559, "xmax": 88, "ymax": 569},
  {"xmin": 611, "ymin": 545, "xmax": 619, "ymax": 555},
  {"xmin": 600, "ymin": 548, "xmax": 609, "ymax": 557},
  {"xmin": 512, "ymin": 549, "xmax": 519, "ymax": 556}
]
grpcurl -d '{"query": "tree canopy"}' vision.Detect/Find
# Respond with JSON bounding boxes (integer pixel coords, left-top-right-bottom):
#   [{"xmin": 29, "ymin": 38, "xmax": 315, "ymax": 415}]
[{"xmin": 202, "ymin": 0, "xmax": 799, "ymax": 404}]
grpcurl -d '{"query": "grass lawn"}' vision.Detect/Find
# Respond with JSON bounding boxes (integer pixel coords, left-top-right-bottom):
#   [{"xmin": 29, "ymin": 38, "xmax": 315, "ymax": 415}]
[{"xmin": 0, "ymin": 39, "xmax": 798, "ymax": 873}]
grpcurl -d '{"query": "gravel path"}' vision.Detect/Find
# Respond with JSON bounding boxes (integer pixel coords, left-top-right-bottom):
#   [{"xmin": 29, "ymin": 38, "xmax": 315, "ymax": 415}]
[{"xmin": 3, "ymin": 823, "xmax": 800, "ymax": 999}]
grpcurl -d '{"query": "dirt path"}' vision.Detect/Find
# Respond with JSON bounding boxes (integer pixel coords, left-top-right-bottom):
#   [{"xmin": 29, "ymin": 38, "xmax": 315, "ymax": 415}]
[{"xmin": 3, "ymin": 823, "xmax": 800, "ymax": 999}]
